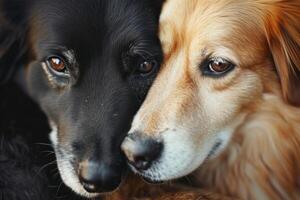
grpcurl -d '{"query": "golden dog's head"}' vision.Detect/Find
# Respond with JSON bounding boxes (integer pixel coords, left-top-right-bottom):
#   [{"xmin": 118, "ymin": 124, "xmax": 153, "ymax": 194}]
[{"xmin": 121, "ymin": 0, "xmax": 300, "ymax": 182}]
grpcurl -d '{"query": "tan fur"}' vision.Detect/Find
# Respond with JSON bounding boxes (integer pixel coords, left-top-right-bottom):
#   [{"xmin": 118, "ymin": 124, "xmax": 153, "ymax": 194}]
[
  {"xmin": 192, "ymin": 96, "xmax": 300, "ymax": 199},
  {"xmin": 105, "ymin": 174, "xmax": 235, "ymax": 200},
  {"xmin": 264, "ymin": 1, "xmax": 300, "ymax": 106},
  {"xmin": 124, "ymin": 0, "xmax": 300, "ymax": 199}
]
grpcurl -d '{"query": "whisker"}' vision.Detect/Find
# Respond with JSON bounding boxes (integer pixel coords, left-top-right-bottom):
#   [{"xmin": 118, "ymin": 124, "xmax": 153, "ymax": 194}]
[
  {"xmin": 52, "ymin": 168, "xmax": 60, "ymax": 177},
  {"xmin": 184, "ymin": 176, "xmax": 193, "ymax": 185},
  {"xmin": 35, "ymin": 142, "xmax": 53, "ymax": 147},
  {"xmin": 55, "ymin": 181, "xmax": 64, "ymax": 197},
  {"xmin": 43, "ymin": 151, "xmax": 56, "ymax": 157},
  {"xmin": 36, "ymin": 160, "xmax": 57, "ymax": 176},
  {"xmin": 42, "ymin": 150, "xmax": 55, "ymax": 154}
]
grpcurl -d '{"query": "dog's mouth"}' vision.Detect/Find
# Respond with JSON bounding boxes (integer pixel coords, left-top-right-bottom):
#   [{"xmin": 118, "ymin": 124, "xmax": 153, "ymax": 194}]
[
  {"xmin": 50, "ymin": 132, "xmax": 119, "ymax": 197},
  {"xmin": 127, "ymin": 160, "xmax": 162, "ymax": 183},
  {"xmin": 54, "ymin": 150, "xmax": 99, "ymax": 198},
  {"xmin": 129, "ymin": 138, "xmax": 225, "ymax": 183},
  {"xmin": 138, "ymin": 175, "xmax": 165, "ymax": 185},
  {"xmin": 205, "ymin": 139, "xmax": 223, "ymax": 161},
  {"xmin": 55, "ymin": 148, "xmax": 126, "ymax": 198},
  {"xmin": 142, "ymin": 175, "xmax": 164, "ymax": 184}
]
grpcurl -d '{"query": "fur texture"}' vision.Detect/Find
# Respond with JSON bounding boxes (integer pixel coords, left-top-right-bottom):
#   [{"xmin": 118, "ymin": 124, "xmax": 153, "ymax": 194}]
[
  {"xmin": 0, "ymin": 0, "xmax": 163, "ymax": 198},
  {"xmin": 122, "ymin": 0, "xmax": 300, "ymax": 199},
  {"xmin": 0, "ymin": 83, "xmax": 86, "ymax": 200},
  {"xmin": 0, "ymin": 134, "xmax": 50, "ymax": 200}
]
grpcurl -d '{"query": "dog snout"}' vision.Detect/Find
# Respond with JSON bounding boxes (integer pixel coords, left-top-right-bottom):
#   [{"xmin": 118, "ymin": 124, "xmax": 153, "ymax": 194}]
[
  {"xmin": 121, "ymin": 134, "xmax": 163, "ymax": 171},
  {"xmin": 78, "ymin": 161, "xmax": 121, "ymax": 193}
]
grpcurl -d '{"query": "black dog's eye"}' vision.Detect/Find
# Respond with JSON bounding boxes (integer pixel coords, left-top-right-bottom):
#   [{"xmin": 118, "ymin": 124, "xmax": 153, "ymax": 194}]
[
  {"xmin": 47, "ymin": 57, "xmax": 66, "ymax": 73},
  {"xmin": 43, "ymin": 55, "xmax": 72, "ymax": 88},
  {"xmin": 138, "ymin": 60, "xmax": 157, "ymax": 76},
  {"xmin": 123, "ymin": 53, "xmax": 158, "ymax": 77},
  {"xmin": 202, "ymin": 57, "xmax": 235, "ymax": 77}
]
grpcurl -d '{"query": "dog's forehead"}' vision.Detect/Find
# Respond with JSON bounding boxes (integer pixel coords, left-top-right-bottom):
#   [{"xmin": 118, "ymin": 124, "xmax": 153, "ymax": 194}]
[
  {"xmin": 29, "ymin": 0, "xmax": 159, "ymax": 58},
  {"xmin": 31, "ymin": 3, "xmax": 105, "ymax": 42},
  {"xmin": 31, "ymin": 0, "xmax": 157, "ymax": 36},
  {"xmin": 160, "ymin": 0, "xmax": 268, "ymax": 67}
]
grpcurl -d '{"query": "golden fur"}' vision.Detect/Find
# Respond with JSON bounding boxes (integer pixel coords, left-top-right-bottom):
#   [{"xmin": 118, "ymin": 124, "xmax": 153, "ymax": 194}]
[
  {"xmin": 105, "ymin": 173, "xmax": 234, "ymax": 200},
  {"xmin": 121, "ymin": 0, "xmax": 300, "ymax": 199}
]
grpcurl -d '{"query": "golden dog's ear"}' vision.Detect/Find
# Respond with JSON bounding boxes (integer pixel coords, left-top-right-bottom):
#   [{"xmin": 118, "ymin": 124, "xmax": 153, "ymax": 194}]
[{"xmin": 265, "ymin": 1, "xmax": 300, "ymax": 106}]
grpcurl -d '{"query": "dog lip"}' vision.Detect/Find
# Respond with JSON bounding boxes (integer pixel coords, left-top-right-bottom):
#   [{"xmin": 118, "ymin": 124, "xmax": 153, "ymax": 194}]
[
  {"xmin": 142, "ymin": 176, "xmax": 164, "ymax": 184},
  {"xmin": 129, "ymin": 164, "xmax": 162, "ymax": 184},
  {"xmin": 205, "ymin": 139, "xmax": 223, "ymax": 160},
  {"xmin": 127, "ymin": 162, "xmax": 164, "ymax": 184}
]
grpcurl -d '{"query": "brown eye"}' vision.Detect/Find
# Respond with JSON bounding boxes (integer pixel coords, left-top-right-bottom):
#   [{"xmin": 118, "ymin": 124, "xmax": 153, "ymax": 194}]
[
  {"xmin": 138, "ymin": 61, "xmax": 156, "ymax": 75},
  {"xmin": 48, "ymin": 57, "xmax": 66, "ymax": 72},
  {"xmin": 209, "ymin": 59, "xmax": 232, "ymax": 73},
  {"xmin": 202, "ymin": 57, "xmax": 235, "ymax": 77}
]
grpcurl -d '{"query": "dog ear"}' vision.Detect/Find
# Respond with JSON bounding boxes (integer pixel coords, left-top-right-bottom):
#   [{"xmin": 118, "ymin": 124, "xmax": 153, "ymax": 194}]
[
  {"xmin": 265, "ymin": 1, "xmax": 300, "ymax": 106},
  {"xmin": 0, "ymin": 0, "xmax": 29, "ymax": 85}
]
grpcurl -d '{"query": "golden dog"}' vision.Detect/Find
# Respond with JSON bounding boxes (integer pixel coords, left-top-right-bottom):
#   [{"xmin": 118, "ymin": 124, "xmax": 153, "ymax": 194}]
[{"xmin": 122, "ymin": 0, "xmax": 300, "ymax": 199}]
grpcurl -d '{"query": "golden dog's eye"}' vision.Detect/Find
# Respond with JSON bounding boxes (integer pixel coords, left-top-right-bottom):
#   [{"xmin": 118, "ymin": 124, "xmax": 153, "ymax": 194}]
[
  {"xmin": 202, "ymin": 57, "xmax": 235, "ymax": 77},
  {"xmin": 209, "ymin": 59, "xmax": 232, "ymax": 73},
  {"xmin": 209, "ymin": 61, "xmax": 227, "ymax": 73},
  {"xmin": 48, "ymin": 57, "xmax": 66, "ymax": 72}
]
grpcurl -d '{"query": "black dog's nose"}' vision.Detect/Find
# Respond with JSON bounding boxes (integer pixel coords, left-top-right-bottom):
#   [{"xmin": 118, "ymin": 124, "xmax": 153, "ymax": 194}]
[
  {"xmin": 121, "ymin": 134, "xmax": 163, "ymax": 171},
  {"xmin": 79, "ymin": 161, "xmax": 121, "ymax": 193}
]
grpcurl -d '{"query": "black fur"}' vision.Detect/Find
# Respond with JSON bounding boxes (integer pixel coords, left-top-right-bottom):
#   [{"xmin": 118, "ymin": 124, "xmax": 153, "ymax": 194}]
[
  {"xmin": 0, "ymin": 83, "xmax": 86, "ymax": 200},
  {"xmin": 0, "ymin": 134, "xmax": 50, "ymax": 200},
  {"xmin": 0, "ymin": 83, "xmax": 51, "ymax": 200},
  {"xmin": 0, "ymin": 0, "xmax": 163, "ymax": 198}
]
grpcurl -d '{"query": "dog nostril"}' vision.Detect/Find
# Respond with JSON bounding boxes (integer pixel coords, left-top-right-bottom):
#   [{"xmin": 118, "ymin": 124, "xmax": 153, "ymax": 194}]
[
  {"xmin": 79, "ymin": 161, "xmax": 122, "ymax": 193},
  {"xmin": 122, "ymin": 135, "xmax": 163, "ymax": 171},
  {"xmin": 81, "ymin": 181, "xmax": 98, "ymax": 193},
  {"xmin": 131, "ymin": 156, "xmax": 153, "ymax": 170},
  {"xmin": 79, "ymin": 174, "xmax": 102, "ymax": 193}
]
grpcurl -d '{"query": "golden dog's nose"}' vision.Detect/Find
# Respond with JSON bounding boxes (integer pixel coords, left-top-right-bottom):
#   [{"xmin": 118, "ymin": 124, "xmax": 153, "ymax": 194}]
[{"xmin": 121, "ymin": 134, "xmax": 163, "ymax": 171}]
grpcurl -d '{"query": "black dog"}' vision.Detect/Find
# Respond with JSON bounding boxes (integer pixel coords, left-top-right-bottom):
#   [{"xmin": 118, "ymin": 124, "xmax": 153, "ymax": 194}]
[{"xmin": 0, "ymin": 0, "xmax": 163, "ymax": 198}]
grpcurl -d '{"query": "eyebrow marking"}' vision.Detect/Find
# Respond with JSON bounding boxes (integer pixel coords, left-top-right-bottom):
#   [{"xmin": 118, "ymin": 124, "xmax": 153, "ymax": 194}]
[
  {"xmin": 201, "ymin": 48, "xmax": 208, "ymax": 57},
  {"xmin": 63, "ymin": 49, "xmax": 75, "ymax": 63}
]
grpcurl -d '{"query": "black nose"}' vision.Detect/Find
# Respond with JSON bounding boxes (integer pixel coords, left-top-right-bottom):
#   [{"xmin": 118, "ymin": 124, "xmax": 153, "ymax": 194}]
[
  {"xmin": 79, "ymin": 161, "xmax": 122, "ymax": 193},
  {"xmin": 121, "ymin": 134, "xmax": 163, "ymax": 171}
]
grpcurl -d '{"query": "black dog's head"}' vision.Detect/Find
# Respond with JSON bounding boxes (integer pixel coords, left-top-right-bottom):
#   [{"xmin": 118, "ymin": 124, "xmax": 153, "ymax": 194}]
[{"xmin": 0, "ymin": 0, "xmax": 163, "ymax": 197}]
